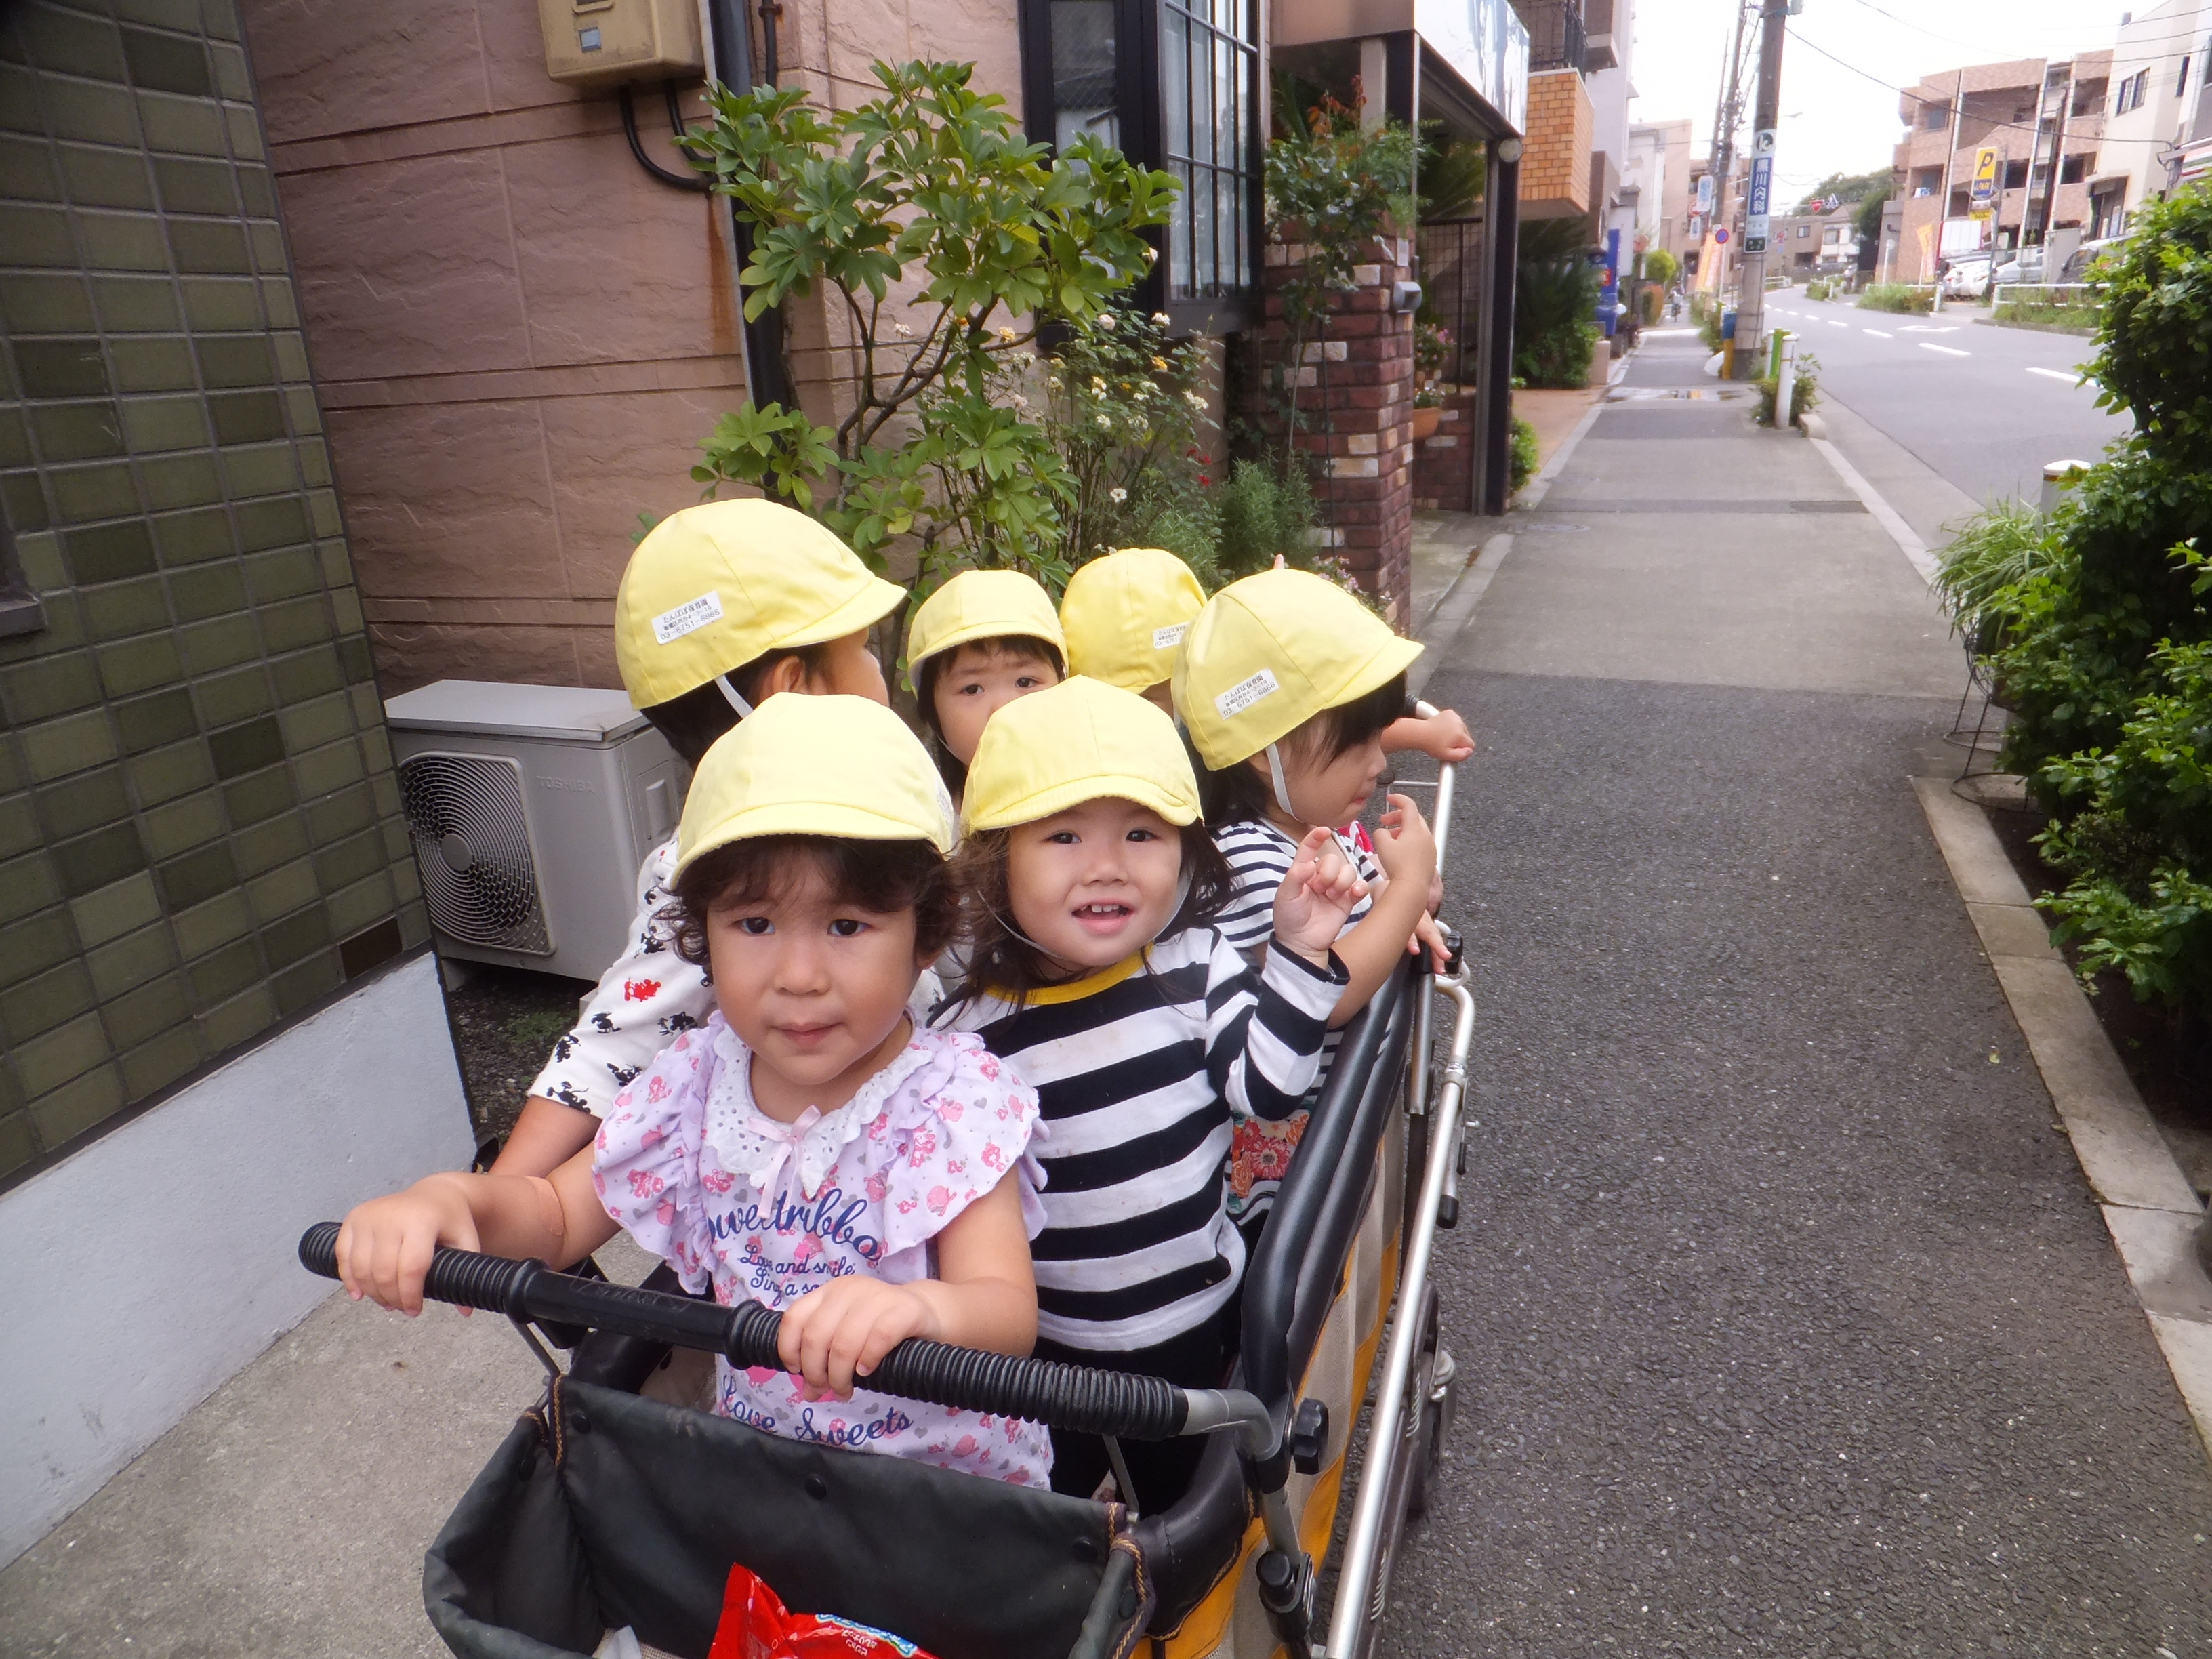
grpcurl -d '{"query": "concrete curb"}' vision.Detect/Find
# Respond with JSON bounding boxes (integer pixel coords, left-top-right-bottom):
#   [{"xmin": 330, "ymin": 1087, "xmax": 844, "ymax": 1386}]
[
  {"xmin": 1805, "ymin": 428, "xmax": 1942, "ymax": 586},
  {"xmin": 1911, "ymin": 776, "xmax": 2212, "ymax": 1460}
]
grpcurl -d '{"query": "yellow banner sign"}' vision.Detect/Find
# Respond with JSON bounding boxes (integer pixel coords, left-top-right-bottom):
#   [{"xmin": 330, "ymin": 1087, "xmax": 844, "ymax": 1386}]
[{"xmin": 1968, "ymin": 146, "xmax": 2001, "ymax": 220}]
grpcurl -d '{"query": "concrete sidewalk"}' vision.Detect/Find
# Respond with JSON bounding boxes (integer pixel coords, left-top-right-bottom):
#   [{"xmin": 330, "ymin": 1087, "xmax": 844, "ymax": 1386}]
[{"xmin": 1381, "ymin": 329, "xmax": 2212, "ymax": 1654}]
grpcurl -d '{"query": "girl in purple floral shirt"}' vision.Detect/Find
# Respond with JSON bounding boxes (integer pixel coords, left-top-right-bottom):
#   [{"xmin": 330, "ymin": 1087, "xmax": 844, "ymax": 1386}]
[{"xmin": 337, "ymin": 695, "xmax": 1051, "ymax": 1487}]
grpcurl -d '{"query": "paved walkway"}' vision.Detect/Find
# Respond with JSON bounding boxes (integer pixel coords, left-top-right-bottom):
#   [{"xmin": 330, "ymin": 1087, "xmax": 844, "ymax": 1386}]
[{"xmin": 1383, "ymin": 331, "xmax": 2212, "ymax": 1654}]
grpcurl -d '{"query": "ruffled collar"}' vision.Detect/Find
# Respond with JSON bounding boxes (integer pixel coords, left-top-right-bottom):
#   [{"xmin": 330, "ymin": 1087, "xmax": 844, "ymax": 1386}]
[{"xmin": 700, "ymin": 1018, "xmax": 941, "ymax": 1200}]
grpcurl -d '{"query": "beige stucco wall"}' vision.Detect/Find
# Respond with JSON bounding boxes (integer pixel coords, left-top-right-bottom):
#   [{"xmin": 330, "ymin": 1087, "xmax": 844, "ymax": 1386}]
[{"xmin": 239, "ymin": 0, "xmax": 1027, "ymax": 694}]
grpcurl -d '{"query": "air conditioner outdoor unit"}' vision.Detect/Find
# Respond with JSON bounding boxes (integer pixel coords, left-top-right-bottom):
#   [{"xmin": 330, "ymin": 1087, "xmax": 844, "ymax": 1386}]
[{"xmin": 384, "ymin": 680, "xmax": 689, "ymax": 983}]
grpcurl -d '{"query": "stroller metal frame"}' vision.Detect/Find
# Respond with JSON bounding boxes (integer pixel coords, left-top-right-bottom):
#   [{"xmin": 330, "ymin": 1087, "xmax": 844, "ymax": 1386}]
[{"xmin": 300, "ymin": 739, "xmax": 1477, "ymax": 1659}]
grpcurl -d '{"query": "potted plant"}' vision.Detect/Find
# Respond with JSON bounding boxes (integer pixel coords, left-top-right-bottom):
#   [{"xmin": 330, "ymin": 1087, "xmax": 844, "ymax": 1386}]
[
  {"xmin": 1411, "ymin": 319, "xmax": 1450, "ymax": 438},
  {"xmin": 1410, "ymin": 380, "xmax": 1446, "ymax": 441}
]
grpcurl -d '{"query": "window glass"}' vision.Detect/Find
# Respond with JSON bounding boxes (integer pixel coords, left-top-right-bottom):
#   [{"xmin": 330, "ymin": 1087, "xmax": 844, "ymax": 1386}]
[
  {"xmin": 1161, "ymin": 0, "xmax": 1257, "ymax": 300},
  {"xmin": 1052, "ymin": 0, "xmax": 1119, "ymax": 151}
]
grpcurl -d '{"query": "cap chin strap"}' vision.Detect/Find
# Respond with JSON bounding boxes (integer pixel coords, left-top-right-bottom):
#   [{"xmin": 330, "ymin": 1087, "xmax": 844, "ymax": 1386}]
[
  {"xmin": 713, "ymin": 674, "xmax": 754, "ymax": 718},
  {"xmin": 1264, "ymin": 743, "xmax": 1298, "ymax": 820}
]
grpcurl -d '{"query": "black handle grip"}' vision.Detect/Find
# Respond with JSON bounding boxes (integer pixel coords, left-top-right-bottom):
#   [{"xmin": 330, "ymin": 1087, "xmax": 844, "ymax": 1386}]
[{"xmin": 300, "ymin": 1224, "xmax": 1188, "ymax": 1441}]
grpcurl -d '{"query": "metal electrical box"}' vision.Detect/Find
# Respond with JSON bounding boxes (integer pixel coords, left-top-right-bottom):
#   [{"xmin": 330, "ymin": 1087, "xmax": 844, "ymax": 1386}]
[
  {"xmin": 539, "ymin": 0, "xmax": 704, "ymax": 88},
  {"xmin": 385, "ymin": 680, "xmax": 689, "ymax": 983}
]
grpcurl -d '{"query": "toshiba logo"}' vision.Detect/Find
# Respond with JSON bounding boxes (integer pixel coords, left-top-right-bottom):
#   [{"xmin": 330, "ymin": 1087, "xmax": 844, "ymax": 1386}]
[{"xmin": 537, "ymin": 777, "xmax": 594, "ymax": 792}]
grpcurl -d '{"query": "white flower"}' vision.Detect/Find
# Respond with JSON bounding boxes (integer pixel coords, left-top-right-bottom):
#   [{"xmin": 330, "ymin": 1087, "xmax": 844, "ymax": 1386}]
[
  {"xmin": 1183, "ymin": 390, "xmax": 1207, "ymax": 411},
  {"xmin": 1109, "ymin": 487, "xmax": 1128, "ymax": 504},
  {"xmin": 1091, "ymin": 377, "xmax": 1108, "ymax": 394},
  {"xmin": 1010, "ymin": 393, "xmax": 1030, "ymax": 410},
  {"xmin": 998, "ymin": 326, "xmax": 1017, "ymax": 343},
  {"xmin": 1152, "ymin": 312, "xmax": 1171, "ymax": 326},
  {"xmin": 1094, "ymin": 413, "xmax": 1111, "ymax": 429},
  {"xmin": 893, "ymin": 321, "xmax": 914, "ymax": 338},
  {"xmin": 1097, "ymin": 312, "xmax": 1118, "ymax": 329}
]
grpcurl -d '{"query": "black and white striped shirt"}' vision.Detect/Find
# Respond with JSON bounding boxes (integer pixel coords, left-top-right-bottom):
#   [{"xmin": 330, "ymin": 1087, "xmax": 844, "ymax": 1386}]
[
  {"xmin": 935, "ymin": 927, "xmax": 1344, "ymax": 1353},
  {"xmin": 1212, "ymin": 819, "xmax": 1379, "ymax": 958}
]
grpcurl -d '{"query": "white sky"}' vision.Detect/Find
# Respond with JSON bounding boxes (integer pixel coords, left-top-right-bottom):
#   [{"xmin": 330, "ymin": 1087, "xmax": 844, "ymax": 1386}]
[{"xmin": 1627, "ymin": 0, "xmax": 2146, "ymax": 201}]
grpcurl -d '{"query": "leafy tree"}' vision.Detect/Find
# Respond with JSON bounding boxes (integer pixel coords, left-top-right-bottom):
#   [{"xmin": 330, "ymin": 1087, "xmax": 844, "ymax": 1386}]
[
  {"xmin": 678, "ymin": 60, "xmax": 1177, "ymax": 579},
  {"xmin": 1512, "ymin": 217, "xmax": 1599, "ymax": 387},
  {"xmin": 1641, "ymin": 247, "xmax": 1679, "ymax": 289},
  {"xmin": 1854, "ymin": 182, "xmax": 1891, "ymax": 244},
  {"xmin": 1793, "ymin": 167, "xmax": 1889, "ymax": 212}
]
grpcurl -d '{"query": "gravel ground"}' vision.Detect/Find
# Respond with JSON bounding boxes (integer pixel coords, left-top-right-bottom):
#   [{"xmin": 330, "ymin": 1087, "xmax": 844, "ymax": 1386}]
[
  {"xmin": 441, "ymin": 962, "xmax": 595, "ymax": 1149},
  {"xmin": 1376, "ymin": 667, "xmax": 2212, "ymax": 1657}
]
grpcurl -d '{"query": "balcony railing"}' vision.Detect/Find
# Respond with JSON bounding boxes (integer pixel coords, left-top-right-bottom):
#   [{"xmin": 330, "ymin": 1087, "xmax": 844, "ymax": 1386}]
[{"xmin": 1519, "ymin": 0, "xmax": 1586, "ymax": 73}]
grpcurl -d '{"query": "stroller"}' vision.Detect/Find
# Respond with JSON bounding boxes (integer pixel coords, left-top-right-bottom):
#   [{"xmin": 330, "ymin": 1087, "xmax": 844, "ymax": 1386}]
[{"xmin": 301, "ymin": 736, "xmax": 1478, "ymax": 1659}]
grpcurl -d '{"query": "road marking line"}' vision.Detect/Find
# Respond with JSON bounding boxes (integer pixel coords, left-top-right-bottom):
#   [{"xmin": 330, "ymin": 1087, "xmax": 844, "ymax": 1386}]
[
  {"xmin": 1919, "ymin": 343, "xmax": 1969, "ymax": 356},
  {"xmin": 1863, "ymin": 329, "xmax": 1893, "ymax": 337},
  {"xmin": 2026, "ymin": 366, "xmax": 2089, "ymax": 386}
]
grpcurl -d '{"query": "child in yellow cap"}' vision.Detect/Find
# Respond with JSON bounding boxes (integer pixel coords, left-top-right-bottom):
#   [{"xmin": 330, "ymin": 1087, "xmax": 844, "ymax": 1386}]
[
  {"xmin": 933, "ymin": 675, "xmax": 1361, "ymax": 1511},
  {"xmin": 499, "ymin": 499, "xmax": 907, "ymax": 1181},
  {"xmin": 1176, "ymin": 568, "xmax": 1449, "ymax": 1221},
  {"xmin": 338, "ymin": 695, "xmax": 1052, "ymax": 1486},
  {"xmin": 905, "ymin": 569, "xmax": 1065, "ymax": 797},
  {"xmin": 1058, "ymin": 546, "xmax": 1207, "ymax": 713}
]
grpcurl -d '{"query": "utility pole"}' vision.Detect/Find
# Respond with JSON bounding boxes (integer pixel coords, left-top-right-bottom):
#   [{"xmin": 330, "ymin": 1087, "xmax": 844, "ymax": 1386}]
[{"xmin": 1731, "ymin": 0, "xmax": 1788, "ymax": 375}]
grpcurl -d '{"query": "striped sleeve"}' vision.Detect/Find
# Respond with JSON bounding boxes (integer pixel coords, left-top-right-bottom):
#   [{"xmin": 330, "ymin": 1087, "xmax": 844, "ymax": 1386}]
[
  {"xmin": 1202, "ymin": 930, "xmax": 1344, "ymax": 1123},
  {"xmin": 1212, "ymin": 821, "xmax": 1295, "ymax": 951}
]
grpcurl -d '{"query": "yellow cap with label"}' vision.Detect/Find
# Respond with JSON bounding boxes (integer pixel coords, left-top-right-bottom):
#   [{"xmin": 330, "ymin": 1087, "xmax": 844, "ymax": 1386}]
[
  {"xmin": 961, "ymin": 674, "xmax": 1201, "ymax": 833},
  {"xmin": 614, "ymin": 499, "xmax": 906, "ymax": 709},
  {"xmin": 674, "ymin": 693, "xmax": 956, "ymax": 878},
  {"xmin": 1173, "ymin": 568, "xmax": 1421, "ymax": 768},
  {"xmin": 1059, "ymin": 548, "xmax": 1208, "ymax": 691}
]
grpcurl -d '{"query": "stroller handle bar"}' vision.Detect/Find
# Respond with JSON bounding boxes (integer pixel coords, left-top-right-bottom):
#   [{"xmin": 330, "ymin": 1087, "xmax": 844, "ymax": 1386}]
[{"xmin": 299, "ymin": 1223, "xmax": 1271, "ymax": 1452}]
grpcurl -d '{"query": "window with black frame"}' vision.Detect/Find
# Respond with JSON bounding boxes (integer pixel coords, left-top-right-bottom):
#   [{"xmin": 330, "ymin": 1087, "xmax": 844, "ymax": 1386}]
[{"xmin": 1022, "ymin": 0, "xmax": 1260, "ymax": 325}]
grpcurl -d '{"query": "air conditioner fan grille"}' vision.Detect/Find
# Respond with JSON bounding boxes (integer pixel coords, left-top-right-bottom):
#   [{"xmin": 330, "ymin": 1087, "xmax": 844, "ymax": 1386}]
[{"xmin": 399, "ymin": 753, "xmax": 553, "ymax": 955}]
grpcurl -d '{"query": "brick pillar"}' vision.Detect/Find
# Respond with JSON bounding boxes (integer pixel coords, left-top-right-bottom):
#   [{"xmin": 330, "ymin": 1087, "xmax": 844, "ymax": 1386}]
[{"xmin": 1254, "ymin": 232, "xmax": 1416, "ymax": 627}]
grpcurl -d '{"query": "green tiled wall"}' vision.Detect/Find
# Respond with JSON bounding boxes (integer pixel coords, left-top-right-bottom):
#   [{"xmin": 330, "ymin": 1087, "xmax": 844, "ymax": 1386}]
[{"xmin": 0, "ymin": 0, "xmax": 429, "ymax": 1183}]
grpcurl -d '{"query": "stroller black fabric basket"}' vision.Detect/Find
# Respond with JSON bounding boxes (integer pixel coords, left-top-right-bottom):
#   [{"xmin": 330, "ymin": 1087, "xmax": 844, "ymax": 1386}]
[{"xmin": 426, "ymin": 1377, "xmax": 1148, "ymax": 1659}]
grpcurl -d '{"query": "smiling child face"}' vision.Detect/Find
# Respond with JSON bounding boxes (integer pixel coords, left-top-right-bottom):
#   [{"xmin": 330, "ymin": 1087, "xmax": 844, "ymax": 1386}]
[{"xmin": 1003, "ymin": 798, "xmax": 1185, "ymax": 976}]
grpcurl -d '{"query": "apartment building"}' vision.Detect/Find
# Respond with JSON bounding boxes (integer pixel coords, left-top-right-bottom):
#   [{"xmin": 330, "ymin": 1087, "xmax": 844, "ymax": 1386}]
[
  {"xmin": 1888, "ymin": 52, "xmax": 2110, "ymax": 284},
  {"xmin": 2096, "ymin": 0, "xmax": 2212, "ymax": 235},
  {"xmin": 1515, "ymin": 0, "xmax": 1636, "ymax": 232},
  {"xmin": 1624, "ymin": 117, "xmax": 1694, "ymax": 264}
]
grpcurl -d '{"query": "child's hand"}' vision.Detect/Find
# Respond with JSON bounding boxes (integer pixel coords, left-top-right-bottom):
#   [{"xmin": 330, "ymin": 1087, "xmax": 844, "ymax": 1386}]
[
  {"xmin": 1385, "ymin": 708, "xmax": 1475, "ymax": 764},
  {"xmin": 335, "ymin": 1175, "xmax": 480, "ymax": 1317},
  {"xmin": 1408, "ymin": 911, "xmax": 1452, "ymax": 970},
  {"xmin": 1273, "ymin": 827, "xmax": 1368, "ymax": 964},
  {"xmin": 778, "ymin": 1275, "xmax": 939, "ymax": 1401},
  {"xmin": 1371, "ymin": 793, "xmax": 1437, "ymax": 895}
]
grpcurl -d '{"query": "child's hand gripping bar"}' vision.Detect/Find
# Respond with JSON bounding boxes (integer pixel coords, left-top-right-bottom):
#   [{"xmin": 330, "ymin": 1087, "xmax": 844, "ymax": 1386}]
[{"xmin": 298, "ymin": 1223, "xmax": 1263, "ymax": 1449}]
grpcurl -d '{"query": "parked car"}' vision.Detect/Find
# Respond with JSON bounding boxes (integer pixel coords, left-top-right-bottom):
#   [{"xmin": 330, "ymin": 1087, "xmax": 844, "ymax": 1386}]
[
  {"xmin": 1991, "ymin": 247, "xmax": 2046, "ymax": 287},
  {"xmin": 2057, "ymin": 237, "xmax": 2125, "ymax": 283},
  {"xmin": 1941, "ymin": 256, "xmax": 1992, "ymax": 300}
]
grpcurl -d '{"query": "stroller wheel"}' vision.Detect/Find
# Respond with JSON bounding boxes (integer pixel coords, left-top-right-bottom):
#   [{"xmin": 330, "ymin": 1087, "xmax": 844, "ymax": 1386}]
[{"xmin": 1406, "ymin": 1344, "xmax": 1456, "ymax": 1521}]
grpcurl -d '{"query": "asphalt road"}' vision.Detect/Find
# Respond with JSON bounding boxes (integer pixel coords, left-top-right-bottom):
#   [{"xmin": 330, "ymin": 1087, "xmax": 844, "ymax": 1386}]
[
  {"xmin": 1759, "ymin": 295, "xmax": 2133, "ymax": 508},
  {"xmin": 1376, "ymin": 332, "xmax": 2212, "ymax": 1656}
]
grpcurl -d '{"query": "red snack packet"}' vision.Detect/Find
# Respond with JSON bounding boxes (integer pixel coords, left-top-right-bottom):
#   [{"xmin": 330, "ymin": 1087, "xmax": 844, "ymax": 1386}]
[{"xmin": 708, "ymin": 1563, "xmax": 941, "ymax": 1659}]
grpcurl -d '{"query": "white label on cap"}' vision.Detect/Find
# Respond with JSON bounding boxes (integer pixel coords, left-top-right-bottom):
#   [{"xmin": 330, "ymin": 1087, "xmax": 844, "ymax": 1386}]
[
  {"xmin": 652, "ymin": 590, "xmax": 724, "ymax": 645},
  {"xmin": 1151, "ymin": 621, "xmax": 1189, "ymax": 651},
  {"xmin": 1214, "ymin": 667, "xmax": 1279, "ymax": 720}
]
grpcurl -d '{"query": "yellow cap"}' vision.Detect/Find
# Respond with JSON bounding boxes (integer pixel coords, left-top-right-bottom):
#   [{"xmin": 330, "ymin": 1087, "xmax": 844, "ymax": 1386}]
[
  {"xmin": 961, "ymin": 675, "xmax": 1200, "ymax": 834},
  {"xmin": 674, "ymin": 694, "xmax": 956, "ymax": 878},
  {"xmin": 1173, "ymin": 569, "xmax": 1421, "ymax": 769},
  {"xmin": 1059, "ymin": 548, "xmax": 1208, "ymax": 691},
  {"xmin": 615, "ymin": 499, "xmax": 906, "ymax": 709},
  {"xmin": 905, "ymin": 569, "xmax": 1067, "ymax": 687}
]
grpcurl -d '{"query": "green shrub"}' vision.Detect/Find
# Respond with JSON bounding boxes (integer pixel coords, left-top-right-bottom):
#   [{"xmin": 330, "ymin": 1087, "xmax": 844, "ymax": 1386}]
[
  {"xmin": 1990, "ymin": 181, "xmax": 2212, "ymax": 1017},
  {"xmin": 1857, "ymin": 283, "xmax": 1936, "ymax": 314},
  {"xmin": 1694, "ymin": 293, "xmax": 1725, "ymax": 353},
  {"xmin": 1213, "ymin": 459, "xmax": 1316, "ymax": 580},
  {"xmin": 1754, "ymin": 350, "xmax": 1821, "ymax": 428},
  {"xmin": 1513, "ymin": 218, "xmax": 1601, "ymax": 388},
  {"xmin": 1992, "ymin": 286, "xmax": 2102, "ymax": 332},
  {"xmin": 2034, "ymin": 639, "xmax": 2212, "ymax": 1007},
  {"xmin": 1932, "ymin": 499, "xmax": 2068, "ymax": 651},
  {"xmin": 1509, "ymin": 415, "xmax": 1540, "ymax": 492},
  {"xmin": 1804, "ymin": 277, "xmax": 1831, "ymax": 302}
]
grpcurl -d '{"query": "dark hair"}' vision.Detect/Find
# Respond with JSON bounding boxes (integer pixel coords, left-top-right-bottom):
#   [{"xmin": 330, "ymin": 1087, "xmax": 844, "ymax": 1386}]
[
  {"xmin": 665, "ymin": 835, "xmax": 960, "ymax": 967},
  {"xmin": 945, "ymin": 819, "xmax": 1233, "ymax": 1011},
  {"xmin": 639, "ymin": 640, "xmax": 836, "ymax": 768},
  {"xmin": 1197, "ymin": 671, "xmax": 1407, "ymax": 827},
  {"xmin": 912, "ymin": 634, "xmax": 1065, "ymax": 792}
]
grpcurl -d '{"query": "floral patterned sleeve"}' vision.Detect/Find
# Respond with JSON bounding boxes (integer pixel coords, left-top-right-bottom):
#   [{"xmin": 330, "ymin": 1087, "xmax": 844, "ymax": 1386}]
[
  {"xmin": 589, "ymin": 1027, "xmax": 716, "ymax": 1293},
  {"xmin": 869, "ymin": 1031, "xmax": 1049, "ymax": 1258},
  {"xmin": 527, "ymin": 833, "xmax": 718, "ymax": 1118}
]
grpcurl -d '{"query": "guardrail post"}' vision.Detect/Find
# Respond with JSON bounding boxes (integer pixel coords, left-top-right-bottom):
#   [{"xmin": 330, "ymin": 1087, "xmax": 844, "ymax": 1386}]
[{"xmin": 2039, "ymin": 459, "xmax": 2091, "ymax": 512}]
